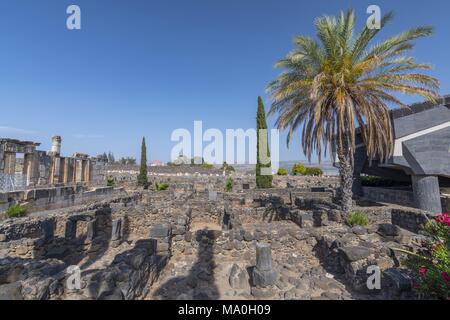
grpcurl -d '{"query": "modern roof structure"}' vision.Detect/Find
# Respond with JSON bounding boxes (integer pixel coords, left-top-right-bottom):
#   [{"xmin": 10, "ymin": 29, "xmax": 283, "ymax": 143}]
[{"xmin": 353, "ymin": 95, "xmax": 450, "ymax": 213}]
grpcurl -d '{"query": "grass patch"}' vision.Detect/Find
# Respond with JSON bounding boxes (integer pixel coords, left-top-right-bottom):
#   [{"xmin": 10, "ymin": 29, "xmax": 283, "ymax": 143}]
[
  {"xmin": 155, "ymin": 182, "xmax": 169, "ymax": 191},
  {"xmin": 5, "ymin": 205, "xmax": 28, "ymax": 218},
  {"xmin": 346, "ymin": 211, "xmax": 369, "ymax": 227},
  {"xmin": 225, "ymin": 177, "xmax": 233, "ymax": 192}
]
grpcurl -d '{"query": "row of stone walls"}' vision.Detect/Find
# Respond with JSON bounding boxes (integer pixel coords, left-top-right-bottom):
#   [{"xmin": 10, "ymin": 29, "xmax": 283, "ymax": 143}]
[
  {"xmin": 362, "ymin": 187, "xmax": 415, "ymax": 207},
  {"xmin": 363, "ymin": 186, "xmax": 449, "ymax": 213},
  {"xmin": 0, "ymin": 185, "xmax": 123, "ymax": 214}
]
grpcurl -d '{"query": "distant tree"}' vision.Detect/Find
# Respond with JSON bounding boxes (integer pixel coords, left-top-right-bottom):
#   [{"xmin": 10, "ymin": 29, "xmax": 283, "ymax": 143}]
[
  {"xmin": 97, "ymin": 153, "xmax": 108, "ymax": 162},
  {"xmin": 256, "ymin": 96, "xmax": 273, "ymax": 189},
  {"xmin": 119, "ymin": 157, "xmax": 136, "ymax": 165},
  {"xmin": 107, "ymin": 152, "xmax": 115, "ymax": 163},
  {"xmin": 137, "ymin": 137, "xmax": 148, "ymax": 186}
]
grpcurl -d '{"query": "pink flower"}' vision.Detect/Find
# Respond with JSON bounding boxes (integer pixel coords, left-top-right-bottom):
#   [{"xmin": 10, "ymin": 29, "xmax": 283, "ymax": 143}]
[
  {"xmin": 442, "ymin": 272, "xmax": 450, "ymax": 285},
  {"xmin": 436, "ymin": 213, "xmax": 450, "ymax": 226},
  {"xmin": 419, "ymin": 266, "xmax": 427, "ymax": 277}
]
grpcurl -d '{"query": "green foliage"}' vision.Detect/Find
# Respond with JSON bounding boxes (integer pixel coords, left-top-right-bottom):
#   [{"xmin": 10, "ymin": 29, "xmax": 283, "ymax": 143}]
[
  {"xmin": 106, "ymin": 176, "xmax": 116, "ymax": 187},
  {"xmin": 404, "ymin": 214, "xmax": 450, "ymax": 300},
  {"xmin": 346, "ymin": 211, "xmax": 369, "ymax": 227},
  {"xmin": 277, "ymin": 168, "xmax": 288, "ymax": 176},
  {"xmin": 221, "ymin": 162, "xmax": 235, "ymax": 172},
  {"xmin": 119, "ymin": 157, "xmax": 136, "ymax": 165},
  {"xmin": 291, "ymin": 163, "xmax": 306, "ymax": 175},
  {"xmin": 137, "ymin": 137, "xmax": 148, "ymax": 186},
  {"xmin": 201, "ymin": 163, "xmax": 214, "ymax": 169},
  {"xmin": 304, "ymin": 167, "xmax": 323, "ymax": 176},
  {"xmin": 155, "ymin": 182, "xmax": 169, "ymax": 191},
  {"xmin": 5, "ymin": 205, "xmax": 28, "ymax": 218},
  {"xmin": 225, "ymin": 177, "xmax": 233, "ymax": 192},
  {"xmin": 256, "ymin": 96, "xmax": 273, "ymax": 189},
  {"xmin": 360, "ymin": 175, "xmax": 411, "ymax": 187}
]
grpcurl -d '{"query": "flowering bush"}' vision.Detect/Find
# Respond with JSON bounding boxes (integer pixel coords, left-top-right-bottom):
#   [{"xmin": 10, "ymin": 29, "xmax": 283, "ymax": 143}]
[{"xmin": 405, "ymin": 213, "xmax": 450, "ymax": 300}]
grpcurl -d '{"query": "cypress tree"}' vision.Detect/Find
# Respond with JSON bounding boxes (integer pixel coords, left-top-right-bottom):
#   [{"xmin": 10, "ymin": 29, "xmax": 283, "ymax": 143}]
[
  {"xmin": 137, "ymin": 137, "xmax": 148, "ymax": 186},
  {"xmin": 256, "ymin": 96, "xmax": 273, "ymax": 188}
]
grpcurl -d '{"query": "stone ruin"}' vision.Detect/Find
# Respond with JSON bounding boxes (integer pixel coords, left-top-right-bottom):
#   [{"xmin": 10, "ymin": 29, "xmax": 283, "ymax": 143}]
[
  {"xmin": 0, "ymin": 136, "xmax": 114, "ymax": 213},
  {"xmin": 0, "ymin": 169, "xmax": 434, "ymax": 300},
  {"xmin": 0, "ymin": 136, "xmax": 105, "ymax": 192}
]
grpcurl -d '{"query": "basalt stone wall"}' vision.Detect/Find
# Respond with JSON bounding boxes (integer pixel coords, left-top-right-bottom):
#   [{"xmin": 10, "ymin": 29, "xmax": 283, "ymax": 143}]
[
  {"xmin": 63, "ymin": 239, "xmax": 169, "ymax": 300},
  {"xmin": 391, "ymin": 208, "xmax": 434, "ymax": 233},
  {"xmin": 442, "ymin": 196, "xmax": 450, "ymax": 212},
  {"xmin": 362, "ymin": 187, "xmax": 415, "ymax": 207},
  {"xmin": 0, "ymin": 185, "xmax": 124, "ymax": 215}
]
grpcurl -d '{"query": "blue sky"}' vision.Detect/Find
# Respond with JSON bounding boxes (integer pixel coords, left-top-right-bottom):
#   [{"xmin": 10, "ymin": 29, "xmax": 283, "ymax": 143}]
[{"xmin": 1, "ymin": 0, "xmax": 449, "ymax": 163}]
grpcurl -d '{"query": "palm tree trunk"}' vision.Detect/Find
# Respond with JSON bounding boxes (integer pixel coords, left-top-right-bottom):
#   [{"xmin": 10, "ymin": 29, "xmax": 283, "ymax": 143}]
[{"xmin": 338, "ymin": 148, "xmax": 354, "ymax": 213}]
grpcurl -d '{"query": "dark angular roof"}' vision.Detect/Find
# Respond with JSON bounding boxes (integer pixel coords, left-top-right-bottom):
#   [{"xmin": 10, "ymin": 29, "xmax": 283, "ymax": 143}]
[{"xmin": 390, "ymin": 95, "xmax": 450, "ymax": 119}]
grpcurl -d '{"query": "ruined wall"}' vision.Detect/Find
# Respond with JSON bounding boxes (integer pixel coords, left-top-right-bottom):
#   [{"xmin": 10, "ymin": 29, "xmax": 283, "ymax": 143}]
[{"xmin": 0, "ymin": 185, "xmax": 123, "ymax": 214}]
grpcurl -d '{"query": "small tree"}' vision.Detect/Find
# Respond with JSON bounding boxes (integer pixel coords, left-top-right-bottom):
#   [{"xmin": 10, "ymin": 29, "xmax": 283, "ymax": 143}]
[
  {"xmin": 256, "ymin": 96, "xmax": 273, "ymax": 188},
  {"xmin": 137, "ymin": 137, "xmax": 148, "ymax": 186}
]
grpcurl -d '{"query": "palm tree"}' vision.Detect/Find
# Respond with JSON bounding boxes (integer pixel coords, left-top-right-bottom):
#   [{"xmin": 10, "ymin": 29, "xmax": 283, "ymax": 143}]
[{"xmin": 267, "ymin": 10, "xmax": 440, "ymax": 212}]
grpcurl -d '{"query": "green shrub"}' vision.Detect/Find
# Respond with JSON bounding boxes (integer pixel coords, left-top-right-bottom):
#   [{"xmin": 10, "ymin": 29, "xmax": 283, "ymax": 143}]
[
  {"xmin": 277, "ymin": 168, "xmax": 288, "ymax": 176},
  {"xmin": 404, "ymin": 214, "xmax": 450, "ymax": 300},
  {"xmin": 291, "ymin": 163, "xmax": 306, "ymax": 175},
  {"xmin": 201, "ymin": 163, "xmax": 214, "ymax": 169},
  {"xmin": 225, "ymin": 177, "xmax": 233, "ymax": 192},
  {"xmin": 346, "ymin": 211, "xmax": 369, "ymax": 227},
  {"xmin": 5, "ymin": 205, "xmax": 28, "ymax": 218},
  {"xmin": 360, "ymin": 175, "xmax": 411, "ymax": 187},
  {"xmin": 304, "ymin": 167, "xmax": 323, "ymax": 176},
  {"xmin": 221, "ymin": 162, "xmax": 235, "ymax": 172},
  {"xmin": 155, "ymin": 182, "xmax": 169, "ymax": 191},
  {"xmin": 106, "ymin": 176, "xmax": 116, "ymax": 187}
]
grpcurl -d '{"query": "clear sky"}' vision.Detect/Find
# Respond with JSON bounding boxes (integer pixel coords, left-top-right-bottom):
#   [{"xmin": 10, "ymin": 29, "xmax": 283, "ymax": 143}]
[{"xmin": 1, "ymin": 0, "xmax": 449, "ymax": 163}]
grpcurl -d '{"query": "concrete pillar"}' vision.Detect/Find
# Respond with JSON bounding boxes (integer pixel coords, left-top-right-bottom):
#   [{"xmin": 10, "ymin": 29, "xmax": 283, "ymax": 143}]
[
  {"xmin": 4, "ymin": 153, "xmax": 16, "ymax": 174},
  {"xmin": 412, "ymin": 175, "xmax": 442, "ymax": 213}
]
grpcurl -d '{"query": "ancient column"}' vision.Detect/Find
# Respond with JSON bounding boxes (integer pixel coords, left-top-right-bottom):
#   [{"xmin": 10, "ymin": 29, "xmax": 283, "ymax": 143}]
[
  {"xmin": 111, "ymin": 218, "xmax": 122, "ymax": 247},
  {"xmin": 412, "ymin": 175, "xmax": 442, "ymax": 214},
  {"xmin": 80, "ymin": 160, "xmax": 87, "ymax": 182},
  {"xmin": 252, "ymin": 242, "xmax": 277, "ymax": 287},
  {"xmin": 3, "ymin": 153, "xmax": 16, "ymax": 174},
  {"xmin": 50, "ymin": 136, "xmax": 62, "ymax": 156},
  {"xmin": 51, "ymin": 157, "xmax": 61, "ymax": 184}
]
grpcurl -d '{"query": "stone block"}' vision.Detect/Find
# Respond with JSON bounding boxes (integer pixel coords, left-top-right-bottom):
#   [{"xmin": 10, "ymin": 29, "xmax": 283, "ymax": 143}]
[
  {"xmin": 229, "ymin": 264, "xmax": 250, "ymax": 290},
  {"xmin": 256, "ymin": 243, "xmax": 272, "ymax": 270},
  {"xmin": 252, "ymin": 267, "xmax": 277, "ymax": 287},
  {"xmin": 339, "ymin": 246, "xmax": 372, "ymax": 262},
  {"xmin": 150, "ymin": 224, "xmax": 171, "ymax": 239}
]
